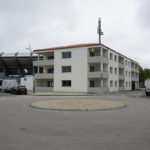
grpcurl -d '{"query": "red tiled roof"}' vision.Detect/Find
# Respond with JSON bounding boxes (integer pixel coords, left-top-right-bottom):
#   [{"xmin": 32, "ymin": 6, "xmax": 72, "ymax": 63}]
[
  {"xmin": 33, "ymin": 43, "xmax": 138, "ymax": 64},
  {"xmin": 34, "ymin": 43, "xmax": 100, "ymax": 52}
]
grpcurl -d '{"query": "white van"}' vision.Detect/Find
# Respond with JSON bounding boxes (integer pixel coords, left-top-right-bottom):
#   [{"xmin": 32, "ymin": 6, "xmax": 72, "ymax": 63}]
[
  {"xmin": 1, "ymin": 79, "xmax": 18, "ymax": 93},
  {"xmin": 144, "ymin": 79, "xmax": 150, "ymax": 96}
]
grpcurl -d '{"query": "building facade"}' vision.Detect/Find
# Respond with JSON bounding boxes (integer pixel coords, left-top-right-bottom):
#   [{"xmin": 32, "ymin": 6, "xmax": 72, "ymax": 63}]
[{"xmin": 33, "ymin": 43, "xmax": 139, "ymax": 93}]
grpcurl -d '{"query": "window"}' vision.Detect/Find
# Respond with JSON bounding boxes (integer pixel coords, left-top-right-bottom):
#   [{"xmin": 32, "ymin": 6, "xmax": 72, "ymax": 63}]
[
  {"xmin": 48, "ymin": 81, "xmax": 54, "ymax": 87},
  {"xmin": 47, "ymin": 56, "xmax": 54, "ymax": 60},
  {"xmin": 129, "ymin": 72, "xmax": 130, "ymax": 76},
  {"xmin": 126, "ymin": 71, "xmax": 127, "ymax": 76},
  {"xmin": 125, "ymin": 60, "xmax": 127, "ymax": 66},
  {"xmin": 90, "ymin": 80, "xmax": 95, "ymax": 87},
  {"xmin": 34, "ymin": 67, "xmax": 38, "ymax": 74},
  {"xmin": 110, "ymin": 80, "xmax": 113, "ymax": 87},
  {"xmin": 110, "ymin": 53, "xmax": 113, "ymax": 60},
  {"xmin": 62, "ymin": 66, "xmax": 71, "ymax": 73},
  {"xmin": 62, "ymin": 80, "xmax": 71, "ymax": 87},
  {"xmin": 126, "ymin": 82, "xmax": 128, "ymax": 87},
  {"xmin": 47, "ymin": 68, "xmax": 54, "ymax": 73},
  {"xmin": 90, "ymin": 51, "xmax": 95, "ymax": 56},
  {"xmin": 39, "ymin": 67, "xmax": 43, "ymax": 73},
  {"xmin": 114, "ymin": 55, "xmax": 117, "ymax": 62},
  {"xmin": 110, "ymin": 67, "xmax": 113, "ymax": 74},
  {"xmin": 128, "ymin": 61, "xmax": 130, "ymax": 66},
  {"xmin": 90, "ymin": 66, "xmax": 95, "ymax": 72},
  {"xmin": 115, "ymin": 68, "xmax": 117, "ymax": 74},
  {"xmin": 62, "ymin": 51, "xmax": 71, "ymax": 58},
  {"xmin": 115, "ymin": 81, "xmax": 117, "ymax": 87}
]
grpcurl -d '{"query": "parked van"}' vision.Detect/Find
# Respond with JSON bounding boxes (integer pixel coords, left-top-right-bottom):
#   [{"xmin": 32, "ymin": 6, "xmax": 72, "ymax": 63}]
[
  {"xmin": 144, "ymin": 79, "xmax": 150, "ymax": 96},
  {"xmin": 1, "ymin": 79, "xmax": 18, "ymax": 93}
]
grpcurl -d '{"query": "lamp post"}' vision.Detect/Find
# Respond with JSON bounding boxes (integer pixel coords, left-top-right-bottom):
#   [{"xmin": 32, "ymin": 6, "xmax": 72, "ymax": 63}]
[{"xmin": 26, "ymin": 44, "xmax": 35, "ymax": 93}]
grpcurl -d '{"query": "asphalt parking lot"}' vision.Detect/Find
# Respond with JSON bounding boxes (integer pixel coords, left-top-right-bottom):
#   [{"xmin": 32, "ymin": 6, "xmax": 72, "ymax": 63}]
[{"xmin": 0, "ymin": 91, "xmax": 150, "ymax": 150}]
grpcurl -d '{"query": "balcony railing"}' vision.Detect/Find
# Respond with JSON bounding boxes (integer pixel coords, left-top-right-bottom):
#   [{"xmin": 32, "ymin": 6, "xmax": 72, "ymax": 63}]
[
  {"xmin": 88, "ymin": 56, "xmax": 108, "ymax": 63},
  {"xmin": 35, "ymin": 73, "xmax": 54, "ymax": 79},
  {"xmin": 131, "ymin": 76, "xmax": 138, "ymax": 81},
  {"xmin": 88, "ymin": 71, "xmax": 108, "ymax": 78},
  {"xmin": 119, "ymin": 74, "xmax": 125, "ymax": 80},
  {"xmin": 33, "ymin": 59, "xmax": 54, "ymax": 66},
  {"xmin": 119, "ymin": 87, "xmax": 125, "ymax": 91},
  {"xmin": 119, "ymin": 63, "xmax": 124, "ymax": 68}
]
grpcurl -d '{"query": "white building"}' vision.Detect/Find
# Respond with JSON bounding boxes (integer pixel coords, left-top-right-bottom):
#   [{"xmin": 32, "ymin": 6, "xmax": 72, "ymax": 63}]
[{"xmin": 33, "ymin": 43, "xmax": 139, "ymax": 93}]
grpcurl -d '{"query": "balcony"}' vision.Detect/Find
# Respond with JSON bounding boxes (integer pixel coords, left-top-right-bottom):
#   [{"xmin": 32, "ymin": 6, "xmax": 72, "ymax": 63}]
[
  {"xmin": 119, "ymin": 63, "xmax": 124, "ymax": 68},
  {"xmin": 131, "ymin": 76, "xmax": 138, "ymax": 81},
  {"xmin": 88, "ymin": 71, "xmax": 108, "ymax": 78},
  {"xmin": 119, "ymin": 87, "xmax": 125, "ymax": 91},
  {"xmin": 88, "ymin": 56, "xmax": 108, "ymax": 64},
  {"xmin": 35, "ymin": 73, "xmax": 54, "ymax": 79},
  {"xmin": 119, "ymin": 74, "xmax": 125, "ymax": 80},
  {"xmin": 88, "ymin": 72, "xmax": 101, "ymax": 78},
  {"xmin": 33, "ymin": 59, "xmax": 54, "ymax": 66},
  {"xmin": 131, "ymin": 67, "xmax": 139, "ymax": 73}
]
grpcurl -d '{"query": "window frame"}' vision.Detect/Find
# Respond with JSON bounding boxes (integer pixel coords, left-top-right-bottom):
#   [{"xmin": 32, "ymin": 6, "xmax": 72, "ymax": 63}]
[
  {"xmin": 62, "ymin": 51, "xmax": 72, "ymax": 59},
  {"xmin": 62, "ymin": 80, "xmax": 72, "ymax": 87},
  {"xmin": 47, "ymin": 80, "xmax": 54, "ymax": 87},
  {"xmin": 62, "ymin": 66, "xmax": 72, "ymax": 73}
]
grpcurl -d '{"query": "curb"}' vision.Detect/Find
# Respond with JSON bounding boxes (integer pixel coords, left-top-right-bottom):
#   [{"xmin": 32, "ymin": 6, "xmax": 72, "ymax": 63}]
[{"xmin": 30, "ymin": 103, "xmax": 126, "ymax": 111}]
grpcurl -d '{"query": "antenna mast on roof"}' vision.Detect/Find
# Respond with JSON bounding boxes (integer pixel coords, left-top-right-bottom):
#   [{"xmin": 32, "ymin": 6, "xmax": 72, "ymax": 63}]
[{"xmin": 97, "ymin": 18, "xmax": 104, "ymax": 44}]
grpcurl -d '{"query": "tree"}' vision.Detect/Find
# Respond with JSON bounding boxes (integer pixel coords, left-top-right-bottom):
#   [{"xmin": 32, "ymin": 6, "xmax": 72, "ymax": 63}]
[
  {"xmin": 139, "ymin": 66, "xmax": 150, "ymax": 87},
  {"xmin": 139, "ymin": 66, "xmax": 144, "ymax": 87},
  {"xmin": 143, "ymin": 69, "xmax": 150, "ymax": 80}
]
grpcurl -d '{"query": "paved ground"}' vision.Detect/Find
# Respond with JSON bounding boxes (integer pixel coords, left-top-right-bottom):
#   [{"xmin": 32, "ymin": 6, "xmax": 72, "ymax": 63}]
[{"xmin": 0, "ymin": 91, "xmax": 150, "ymax": 150}]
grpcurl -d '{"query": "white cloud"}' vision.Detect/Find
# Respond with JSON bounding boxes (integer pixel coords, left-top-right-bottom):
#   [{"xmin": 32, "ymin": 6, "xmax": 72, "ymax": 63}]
[{"xmin": 0, "ymin": 0, "xmax": 150, "ymax": 68}]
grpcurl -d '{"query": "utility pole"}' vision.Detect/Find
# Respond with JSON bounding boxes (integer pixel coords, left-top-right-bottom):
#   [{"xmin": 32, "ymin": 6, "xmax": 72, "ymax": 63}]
[
  {"xmin": 26, "ymin": 44, "xmax": 35, "ymax": 93},
  {"xmin": 97, "ymin": 18, "xmax": 104, "ymax": 44}
]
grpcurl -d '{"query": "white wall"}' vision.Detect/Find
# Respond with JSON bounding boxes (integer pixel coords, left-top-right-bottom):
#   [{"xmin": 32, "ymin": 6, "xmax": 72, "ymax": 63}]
[
  {"xmin": 54, "ymin": 47, "xmax": 88, "ymax": 92},
  {"xmin": 108, "ymin": 50, "xmax": 119, "ymax": 92},
  {"xmin": 21, "ymin": 76, "xmax": 33, "ymax": 91},
  {"xmin": 124, "ymin": 59, "xmax": 132, "ymax": 90}
]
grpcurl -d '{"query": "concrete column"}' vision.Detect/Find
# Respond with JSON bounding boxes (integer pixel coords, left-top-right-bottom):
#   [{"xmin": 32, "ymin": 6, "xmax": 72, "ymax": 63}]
[
  {"xmin": 37, "ymin": 67, "xmax": 39, "ymax": 74},
  {"xmin": 101, "ymin": 63, "xmax": 103, "ymax": 72},
  {"xmin": 101, "ymin": 48, "xmax": 103, "ymax": 57},
  {"xmin": 101, "ymin": 79, "xmax": 103, "ymax": 87},
  {"xmin": 43, "ymin": 67, "xmax": 47, "ymax": 73}
]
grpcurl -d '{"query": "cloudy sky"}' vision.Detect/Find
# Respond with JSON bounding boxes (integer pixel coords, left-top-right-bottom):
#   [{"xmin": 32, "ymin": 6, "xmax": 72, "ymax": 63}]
[{"xmin": 0, "ymin": 0, "xmax": 149, "ymax": 68}]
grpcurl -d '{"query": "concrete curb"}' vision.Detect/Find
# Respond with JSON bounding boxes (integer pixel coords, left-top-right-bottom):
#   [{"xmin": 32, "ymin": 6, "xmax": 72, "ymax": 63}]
[{"xmin": 30, "ymin": 102, "xmax": 126, "ymax": 111}]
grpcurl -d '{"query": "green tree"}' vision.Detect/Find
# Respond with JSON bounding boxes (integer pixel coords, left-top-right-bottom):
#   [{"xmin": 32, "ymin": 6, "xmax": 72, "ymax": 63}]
[
  {"xmin": 139, "ymin": 66, "xmax": 145, "ymax": 83},
  {"xmin": 139, "ymin": 66, "xmax": 150, "ymax": 87},
  {"xmin": 143, "ymin": 69, "xmax": 150, "ymax": 80}
]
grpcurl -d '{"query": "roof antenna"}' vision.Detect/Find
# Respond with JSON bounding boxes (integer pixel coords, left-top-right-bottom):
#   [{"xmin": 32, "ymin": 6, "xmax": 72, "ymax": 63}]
[{"xmin": 97, "ymin": 18, "xmax": 104, "ymax": 44}]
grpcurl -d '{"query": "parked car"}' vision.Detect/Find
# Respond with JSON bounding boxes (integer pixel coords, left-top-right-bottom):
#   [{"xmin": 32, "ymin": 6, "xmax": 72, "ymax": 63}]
[
  {"xmin": 144, "ymin": 79, "xmax": 150, "ymax": 96},
  {"xmin": 1, "ymin": 79, "xmax": 18, "ymax": 93},
  {"xmin": 10, "ymin": 86, "xmax": 27, "ymax": 95},
  {"xmin": 0, "ymin": 79, "xmax": 2, "ymax": 92}
]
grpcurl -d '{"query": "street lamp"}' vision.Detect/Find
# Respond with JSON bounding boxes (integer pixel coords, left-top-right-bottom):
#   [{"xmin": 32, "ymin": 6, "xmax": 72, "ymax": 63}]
[{"xmin": 26, "ymin": 44, "xmax": 35, "ymax": 93}]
